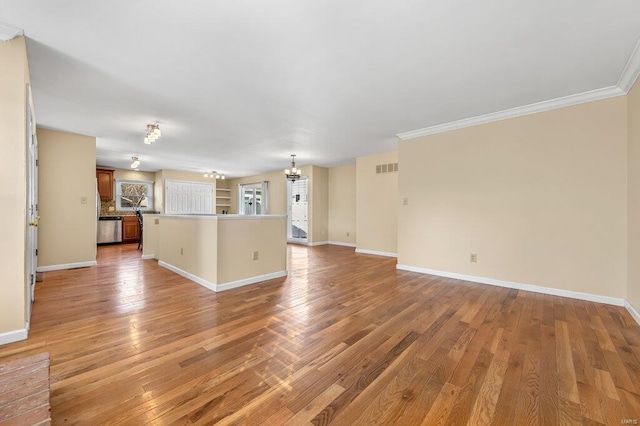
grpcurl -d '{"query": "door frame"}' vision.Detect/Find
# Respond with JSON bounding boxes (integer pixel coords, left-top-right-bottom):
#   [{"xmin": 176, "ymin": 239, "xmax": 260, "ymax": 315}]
[
  {"xmin": 25, "ymin": 84, "xmax": 38, "ymax": 327},
  {"xmin": 287, "ymin": 177, "xmax": 308, "ymax": 244}
]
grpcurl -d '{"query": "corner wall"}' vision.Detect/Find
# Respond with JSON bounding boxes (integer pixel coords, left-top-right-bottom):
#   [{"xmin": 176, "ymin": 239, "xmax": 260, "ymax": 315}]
[
  {"xmin": 328, "ymin": 164, "xmax": 356, "ymax": 245},
  {"xmin": 37, "ymin": 129, "xmax": 97, "ymax": 269},
  {"xmin": 0, "ymin": 37, "xmax": 29, "ymax": 336},
  {"xmin": 356, "ymin": 151, "xmax": 398, "ymax": 256},
  {"xmin": 398, "ymin": 97, "xmax": 628, "ymax": 300},
  {"xmin": 628, "ymin": 77, "xmax": 640, "ymax": 312}
]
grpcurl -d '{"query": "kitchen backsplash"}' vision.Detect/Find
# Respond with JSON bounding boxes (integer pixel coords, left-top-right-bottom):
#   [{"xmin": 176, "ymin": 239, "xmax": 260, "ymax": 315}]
[{"xmin": 100, "ymin": 200, "xmax": 158, "ymax": 216}]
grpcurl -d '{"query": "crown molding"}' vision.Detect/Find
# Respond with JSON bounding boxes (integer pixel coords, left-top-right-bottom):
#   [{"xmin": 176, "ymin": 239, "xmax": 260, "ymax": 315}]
[
  {"xmin": 0, "ymin": 22, "xmax": 23, "ymax": 41},
  {"xmin": 397, "ymin": 86, "xmax": 625, "ymax": 141},
  {"xmin": 617, "ymin": 37, "xmax": 640, "ymax": 93}
]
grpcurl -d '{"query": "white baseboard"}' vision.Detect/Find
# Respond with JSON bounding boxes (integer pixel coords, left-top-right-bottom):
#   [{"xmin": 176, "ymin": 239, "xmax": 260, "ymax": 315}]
[
  {"xmin": 216, "ymin": 270, "xmax": 288, "ymax": 292},
  {"xmin": 307, "ymin": 241, "xmax": 329, "ymax": 246},
  {"xmin": 37, "ymin": 260, "xmax": 97, "ymax": 272},
  {"xmin": 327, "ymin": 241, "xmax": 356, "ymax": 248},
  {"xmin": 141, "ymin": 254, "xmax": 156, "ymax": 260},
  {"xmin": 159, "ymin": 261, "xmax": 287, "ymax": 293},
  {"xmin": 158, "ymin": 261, "xmax": 217, "ymax": 292},
  {"xmin": 396, "ymin": 264, "xmax": 625, "ymax": 307},
  {"xmin": 625, "ymin": 300, "xmax": 640, "ymax": 326},
  {"xmin": 0, "ymin": 328, "xmax": 28, "ymax": 345},
  {"xmin": 356, "ymin": 249, "xmax": 398, "ymax": 258}
]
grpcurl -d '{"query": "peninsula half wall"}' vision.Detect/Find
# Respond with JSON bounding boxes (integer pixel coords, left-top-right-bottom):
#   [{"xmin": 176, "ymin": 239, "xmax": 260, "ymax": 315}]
[{"xmin": 142, "ymin": 215, "xmax": 287, "ymax": 292}]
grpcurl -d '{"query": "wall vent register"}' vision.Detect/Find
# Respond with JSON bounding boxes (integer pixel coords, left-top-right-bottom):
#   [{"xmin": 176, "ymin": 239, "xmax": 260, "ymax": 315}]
[{"xmin": 375, "ymin": 163, "xmax": 398, "ymax": 174}]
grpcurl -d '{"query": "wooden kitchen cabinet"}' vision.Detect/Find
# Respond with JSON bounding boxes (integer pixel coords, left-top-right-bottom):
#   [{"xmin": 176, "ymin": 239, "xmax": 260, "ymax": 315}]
[
  {"xmin": 122, "ymin": 216, "xmax": 140, "ymax": 243},
  {"xmin": 96, "ymin": 168, "xmax": 114, "ymax": 201}
]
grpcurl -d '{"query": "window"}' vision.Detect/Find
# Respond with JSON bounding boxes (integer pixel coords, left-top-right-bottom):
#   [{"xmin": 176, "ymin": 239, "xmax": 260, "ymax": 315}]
[
  {"xmin": 115, "ymin": 180, "xmax": 154, "ymax": 211},
  {"xmin": 238, "ymin": 181, "xmax": 269, "ymax": 215}
]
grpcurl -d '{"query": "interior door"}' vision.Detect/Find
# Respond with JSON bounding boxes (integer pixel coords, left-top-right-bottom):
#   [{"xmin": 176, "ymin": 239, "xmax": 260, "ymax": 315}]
[{"xmin": 25, "ymin": 85, "xmax": 38, "ymax": 325}]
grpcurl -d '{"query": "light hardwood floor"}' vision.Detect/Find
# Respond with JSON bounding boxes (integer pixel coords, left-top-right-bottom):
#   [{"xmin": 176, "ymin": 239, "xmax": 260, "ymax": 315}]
[{"xmin": 2, "ymin": 243, "xmax": 640, "ymax": 425}]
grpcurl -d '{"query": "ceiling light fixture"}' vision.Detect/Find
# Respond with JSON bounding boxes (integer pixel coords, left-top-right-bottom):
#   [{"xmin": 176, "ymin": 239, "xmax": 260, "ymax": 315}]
[
  {"xmin": 285, "ymin": 154, "xmax": 301, "ymax": 181},
  {"xmin": 144, "ymin": 123, "xmax": 161, "ymax": 144},
  {"xmin": 130, "ymin": 156, "xmax": 140, "ymax": 169},
  {"xmin": 204, "ymin": 171, "xmax": 225, "ymax": 179}
]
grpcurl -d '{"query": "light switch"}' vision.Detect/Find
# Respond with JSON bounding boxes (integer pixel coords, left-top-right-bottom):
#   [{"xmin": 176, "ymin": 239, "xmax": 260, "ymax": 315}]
[{"xmin": 403, "ymin": 197, "xmax": 408, "ymax": 205}]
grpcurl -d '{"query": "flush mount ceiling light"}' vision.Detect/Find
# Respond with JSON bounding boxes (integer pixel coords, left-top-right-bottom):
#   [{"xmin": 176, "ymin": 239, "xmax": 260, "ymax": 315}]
[
  {"xmin": 0, "ymin": 22, "xmax": 24, "ymax": 41},
  {"xmin": 285, "ymin": 154, "xmax": 301, "ymax": 181},
  {"xmin": 144, "ymin": 123, "xmax": 161, "ymax": 144},
  {"xmin": 130, "ymin": 156, "xmax": 140, "ymax": 169},
  {"xmin": 204, "ymin": 171, "xmax": 226, "ymax": 179}
]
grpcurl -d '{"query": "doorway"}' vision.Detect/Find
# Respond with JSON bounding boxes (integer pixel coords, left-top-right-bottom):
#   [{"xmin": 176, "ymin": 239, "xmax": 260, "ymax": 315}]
[
  {"xmin": 287, "ymin": 177, "xmax": 308, "ymax": 244},
  {"xmin": 25, "ymin": 85, "xmax": 38, "ymax": 325}
]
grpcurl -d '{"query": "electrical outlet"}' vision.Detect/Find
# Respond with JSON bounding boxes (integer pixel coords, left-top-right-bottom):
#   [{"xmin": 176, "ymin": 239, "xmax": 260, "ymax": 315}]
[
  {"xmin": 80, "ymin": 196, "xmax": 87, "ymax": 204},
  {"xmin": 252, "ymin": 251, "xmax": 259, "ymax": 261},
  {"xmin": 180, "ymin": 248, "xmax": 184, "ymax": 255},
  {"xmin": 108, "ymin": 206, "xmax": 115, "ymax": 212},
  {"xmin": 154, "ymin": 218, "xmax": 159, "ymax": 225},
  {"xmin": 403, "ymin": 197, "xmax": 408, "ymax": 205},
  {"xmin": 346, "ymin": 232, "xmax": 350, "ymax": 237},
  {"xmin": 470, "ymin": 253, "xmax": 477, "ymax": 263}
]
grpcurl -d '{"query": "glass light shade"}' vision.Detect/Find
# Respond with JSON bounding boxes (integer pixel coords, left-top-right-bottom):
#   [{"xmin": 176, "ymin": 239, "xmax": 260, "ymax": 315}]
[
  {"xmin": 285, "ymin": 169, "xmax": 290, "ymax": 175},
  {"xmin": 221, "ymin": 176, "xmax": 225, "ymax": 180}
]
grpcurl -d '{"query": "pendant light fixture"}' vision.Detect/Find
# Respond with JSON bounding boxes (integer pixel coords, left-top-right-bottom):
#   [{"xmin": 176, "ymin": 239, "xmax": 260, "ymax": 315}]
[{"xmin": 285, "ymin": 154, "xmax": 301, "ymax": 181}]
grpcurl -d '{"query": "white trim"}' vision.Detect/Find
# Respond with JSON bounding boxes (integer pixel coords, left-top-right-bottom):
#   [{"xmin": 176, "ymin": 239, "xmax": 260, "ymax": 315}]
[
  {"xmin": 158, "ymin": 261, "xmax": 287, "ymax": 292},
  {"xmin": 36, "ymin": 261, "xmax": 97, "ymax": 272},
  {"xmin": 397, "ymin": 86, "xmax": 625, "ymax": 140},
  {"xmin": 0, "ymin": 22, "xmax": 24, "ymax": 41},
  {"xmin": 158, "ymin": 261, "xmax": 217, "ymax": 292},
  {"xmin": 141, "ymin": 254, "xmax": 156, "ymax": 260},
  {"xmin": 355, "ymin": 249, "xmax": 398, "ymax": 258},
  {"xmin": 216, "ymin": 270, "xmax": 288, "ymax": 292},
  {"xmin": 618, "ymin": 37, "xmax": 640, "ymax": 93},
  {"xmin": 327, "ymin": 241, "xmax": 356, "ymax": 248},
  {"xmin": 0, "ymin": 328, "xmax": 28, "ymax": 345},
  {"xmin": 396, "ymin": 264, "xmax": 624, "ymax": 306},
  {"xmin": 625, "ymin": 300, "xmax": 640, "ymax": 326},
  {"xmin": 307, "ymin": 241, "xmax": 329, "ymax": 246}
]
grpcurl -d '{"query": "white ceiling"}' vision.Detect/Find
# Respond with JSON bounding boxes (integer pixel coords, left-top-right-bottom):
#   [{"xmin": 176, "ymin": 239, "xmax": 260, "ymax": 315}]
[{"xmin": 2, "ymin": 1, "xmax": 640, "ymax": 177}]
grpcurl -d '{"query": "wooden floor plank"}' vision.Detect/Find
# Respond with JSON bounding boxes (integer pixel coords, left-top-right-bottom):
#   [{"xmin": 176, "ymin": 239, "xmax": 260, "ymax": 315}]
[{"xmin": 0, "ymin": 243, "xmax": 639, "ymax": 425}]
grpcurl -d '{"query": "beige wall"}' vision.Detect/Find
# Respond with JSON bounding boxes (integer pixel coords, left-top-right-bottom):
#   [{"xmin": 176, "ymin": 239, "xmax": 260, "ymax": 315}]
[
  {"xmin": 628, "ymin": 78, "xmax": 640, "ymax": 311},
  {"xmin": 158, "ymin": 216, "xmax": 218, "ymax": 283},
  {"xmin": 0, "ymin": 37, "xmax": 29, "ymax": 334},
  {"xmin": 112, "ymin": 168, "xmax": 155, "ymax": 183},
  {"xmin": 217, "ymin": 218, "xmax": 287, "ymax": 284},
  {"xmin": 142, "ymin": 215, "xmax": 160, "ymax": 259},
  {"xmin": 356, "ymin": 151, "xmax": 398, "ymax": 254},
  {"xmin": 38, "ymin": 129, "xmax": 97, "ymax": 267},
  {"xmin": 328, "ymin": 164, "xmax": 356, "ymax": 245},
  {"xmin": 310, "ymin": 166, "xmax": 329, "ymax": 244},
  {"xmin": 398, "ymin": 97, "xmax": 628, "ymax": 299}
]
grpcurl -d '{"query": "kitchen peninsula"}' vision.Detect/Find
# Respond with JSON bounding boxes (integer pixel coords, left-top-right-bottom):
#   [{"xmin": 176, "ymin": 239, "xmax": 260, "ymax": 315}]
[{"xmin": 142, "ymin": 214, "xmax": 287, "ymax": 292}]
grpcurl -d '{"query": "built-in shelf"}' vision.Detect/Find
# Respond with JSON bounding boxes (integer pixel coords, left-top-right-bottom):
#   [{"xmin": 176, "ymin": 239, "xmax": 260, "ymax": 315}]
[{"xmin": 216, "ymin": 188, "xmax": 232, "ymax": 212}]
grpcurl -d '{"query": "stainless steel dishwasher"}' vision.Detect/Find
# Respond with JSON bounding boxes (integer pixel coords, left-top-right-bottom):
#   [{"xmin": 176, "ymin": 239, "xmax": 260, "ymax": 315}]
[{"xmin": 97, "ymin": 216, "xmax": 122, "ymax": 244}]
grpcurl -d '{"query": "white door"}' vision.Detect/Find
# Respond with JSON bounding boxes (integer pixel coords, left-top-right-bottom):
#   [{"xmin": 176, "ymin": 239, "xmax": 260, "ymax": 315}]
[
  {"xmin": 287, "ymin": 177, "xmax": 308, "ymax": 243},
  {"xmin": 25, "ymin": 85, "xmax": 39, "ymax": 325}
]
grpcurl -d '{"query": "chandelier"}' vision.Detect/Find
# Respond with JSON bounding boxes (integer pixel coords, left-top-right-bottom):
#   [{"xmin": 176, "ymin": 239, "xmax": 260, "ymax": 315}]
[
  {"xmin": 285, "ymin": 154, "xmax": 301, "ymax": 181},
  {"xmin": 144, "ymin": 123, "xmax": 161, "ymax": 144}
]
